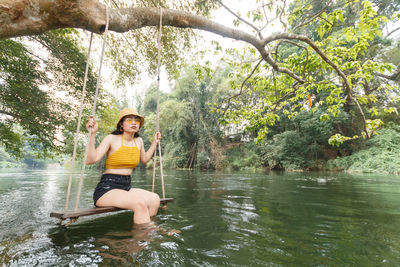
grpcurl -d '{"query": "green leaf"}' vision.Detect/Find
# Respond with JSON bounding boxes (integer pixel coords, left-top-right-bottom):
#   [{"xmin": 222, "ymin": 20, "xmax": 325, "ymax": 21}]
[{"xmin": 320, "ymin": 114, "xmax": 330, "ymax": 121}]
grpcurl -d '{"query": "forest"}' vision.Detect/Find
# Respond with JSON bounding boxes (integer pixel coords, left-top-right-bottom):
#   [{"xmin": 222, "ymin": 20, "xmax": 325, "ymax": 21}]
[{"xmin": 1, "ymin": 0, "xmax": 400, "ymax": 174}]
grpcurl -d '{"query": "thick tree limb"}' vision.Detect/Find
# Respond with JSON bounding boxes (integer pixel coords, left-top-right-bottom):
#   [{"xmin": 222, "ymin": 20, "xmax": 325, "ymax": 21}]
[
  {"xmin": 0, "ymin": 0, "xmax": 106, "ymax": 38},
  {"xmin": 0, "ymin": 1, "xmax": 258, "ymax": 43}
]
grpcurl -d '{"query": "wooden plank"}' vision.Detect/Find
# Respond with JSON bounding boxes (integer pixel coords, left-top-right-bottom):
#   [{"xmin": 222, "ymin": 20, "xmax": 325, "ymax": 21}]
[{"xmin": 50, "ymin": 197, "xmax": 174, "ymax": 220}]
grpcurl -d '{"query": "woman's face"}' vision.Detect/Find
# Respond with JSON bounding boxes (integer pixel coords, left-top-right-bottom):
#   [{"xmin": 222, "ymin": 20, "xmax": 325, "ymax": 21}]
[{"xmin": 121, "ymin": 115, "xmax": 141, "ymax": 133}]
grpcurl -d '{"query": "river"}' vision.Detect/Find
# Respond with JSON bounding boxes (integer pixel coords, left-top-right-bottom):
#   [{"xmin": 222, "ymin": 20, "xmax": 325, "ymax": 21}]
[{"xmin": 0, "ymin": 168, "xmax": 399, "ymax": 266}]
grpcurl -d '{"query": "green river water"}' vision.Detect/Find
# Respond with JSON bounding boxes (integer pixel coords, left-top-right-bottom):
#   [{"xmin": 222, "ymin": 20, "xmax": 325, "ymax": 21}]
[{"xmin": 0, "ymin": 168, "xmax": 399, "ymax": 266}]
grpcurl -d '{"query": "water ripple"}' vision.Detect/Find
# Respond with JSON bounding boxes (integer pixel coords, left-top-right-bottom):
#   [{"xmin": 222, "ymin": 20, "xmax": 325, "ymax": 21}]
[{"xmin": 1, "ymin": 169, "xmax": 400, "ymax": 266}]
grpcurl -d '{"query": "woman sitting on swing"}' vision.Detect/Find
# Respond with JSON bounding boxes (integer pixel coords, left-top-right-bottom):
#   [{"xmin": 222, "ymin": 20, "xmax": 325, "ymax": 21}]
[{"xmin": 86, "ymin": 108, "xmax": 161, "ymax": 225}]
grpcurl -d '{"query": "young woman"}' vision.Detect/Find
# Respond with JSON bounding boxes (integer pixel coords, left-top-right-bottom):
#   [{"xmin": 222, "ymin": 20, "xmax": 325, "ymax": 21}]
[{"xmin": 86, "ymin": 108, "xmax": 161, "ymax": 224}]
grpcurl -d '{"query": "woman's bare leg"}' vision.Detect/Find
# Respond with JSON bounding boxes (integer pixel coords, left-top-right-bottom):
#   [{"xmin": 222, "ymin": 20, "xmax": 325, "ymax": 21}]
[
  {"xmin": 96, "ymin": 189, "xmax": 150, "ymax": 224},
  {"xmin": 129, "ymin": 188, "xmax": 160, "ymax": 216},
  {"xmin": 96, "ymin": 189, "xmax": 160, "ymax": 224}
]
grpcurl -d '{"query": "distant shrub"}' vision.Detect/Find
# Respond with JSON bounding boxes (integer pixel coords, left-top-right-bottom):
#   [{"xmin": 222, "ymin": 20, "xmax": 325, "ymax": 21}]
[
  {"xmin": 0, "ymin": 161, "xmax": 21, "ymax": 168},
  {"xmin": 329, "ymin": 124, "xmax": 400, "ymax": 174},
  {"xmin": 224, "ymin": 143, "xmax": 264, "ymax": 171}
]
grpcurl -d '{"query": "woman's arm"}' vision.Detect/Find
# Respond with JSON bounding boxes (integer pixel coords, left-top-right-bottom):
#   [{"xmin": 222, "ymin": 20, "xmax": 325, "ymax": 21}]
[
  {"xmin": 85, "ymin": 115, "xmax": 111, "ymax": 164},
  {"xmin": 139, "ymin": 132, "xmax": 161, "ymax": 165}
]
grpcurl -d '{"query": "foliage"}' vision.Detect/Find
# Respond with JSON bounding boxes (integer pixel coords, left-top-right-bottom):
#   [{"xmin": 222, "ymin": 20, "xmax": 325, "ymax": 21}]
[
  {"xmin": 141, "ymin": 84, "xmax": 168, "ymax": 115},
  {"xmin": 102, "ymin": 0, "xmax": 219, "ymax": 86},
  {"xmin": 0, "ymin": 38, "xmax": 54, "ymax": 158},
  {"xmin": 2, "ymin": 0, "xmax": 400, "ymax": 172},
  {"xmin": 0, "ymin": 29, "xmax": 113, "ymax": 159},
  {"xmin": 140, "ymin": 64, "xmax": 229, "ymax": 169},
  {"xmin": 328, "ymin": 133, "xmax": 359, "ymax": 147},
  {"xmin": 255, "ymin": 109, "xmax": 352, "ymax": 170},
  {"xmin": 138, "ymin": 57, "xmax": 396, "ymax": 171},
  {"xmin": 224, "ymin": 143, "xmax": 264, "ymax": 171},
  {"xmin": 329, "ymin": 123, "xmax": 400, "ymax": 174},
  {"xmin": 143, "ymin": 99, "xmax": 195, "ymax": 168},
  {"xmin": 217, "ymin": 0, "xmax": 400, "ymax": 146},
  {"xmin": 0, "ymin": 146, "xmax": 22, "ymax": 168},
  {"xmin": 22, "ymin": 150, "xmax": 47, "ymax": 168},
  {"xmin": 0, "ymin": 142, "xmax": 61, "ymax": 169}
]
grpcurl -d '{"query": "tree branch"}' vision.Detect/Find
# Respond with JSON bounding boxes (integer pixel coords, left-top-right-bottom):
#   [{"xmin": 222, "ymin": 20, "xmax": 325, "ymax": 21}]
[
  {"xmin": 274, "ymin": 39, "xmax": 308, "ymax": 76},
  {"xmin": 386, "ymin": 26, "xmax": 400, "ymax": 37},
  {"xmin": 271, "ymin": 88, "xmax": 297, "ymax": 112},
  {"xmin": 279, "ymin": 0, "xmax": 288, "ymax": 32},
  {"xmin": 0, "ymin": 0, "xmax": 106, "ymax": 38},
  {"xmin": 0, "ymin": 110, "xmax": 14, "ymax": 117},
  {"xmin": 352, "ymin": 96, "xmax": 369, "ymax": 137},
  {"xmin": 374, "ymin": 65, "xmax": 400, "ymax": 81},
  {"xmin": 292, "ymin": 0, "xmax": 334, "ymax": 32},
  {"xmin": 237, "ymin": 58, "xmax": 263, "ymax": 98},
  {"xmin": 223, "ymin": 58, "xmax": 263, "ymax": 113},
  {"xmin": 215, "ymin": 0, "xmax": 263, "ymax": 39},
  {"xmin": 263, "ymin": 33, "xmax": 351, "ymax": 96},
  {"xmin": 264, "ymin": 47, "xmax": 306, "ymax": 83}
]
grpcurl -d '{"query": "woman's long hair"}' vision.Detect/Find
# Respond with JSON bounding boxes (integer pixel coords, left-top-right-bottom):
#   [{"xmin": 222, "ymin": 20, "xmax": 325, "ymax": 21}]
[{"xmin": 111, "ymin": 116, "xmax": 140, "ymax": 137}]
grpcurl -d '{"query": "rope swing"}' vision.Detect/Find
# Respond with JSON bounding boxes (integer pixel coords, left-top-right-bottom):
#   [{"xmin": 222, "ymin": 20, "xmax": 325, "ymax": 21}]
[
  {"xmin": 73, "ymin": 6, "xmax": 110, "ymax": 212},
  {"xmin": 152, "ymin": 7, "xmax": 166, "ymax": 201},
  {"xmin": 52, "ymin": 7, "xmax": 109, "ymax": 225},
  {"xmin": 64, "ymin": 6, "xmax": 110, "ymax": 214},
  {"xmin": 51, "ymin": 7, "xmax": 173, "ymax": 225},
  {"xmin": 63, "ymin": 32, "xmax": 93, "ymax": 213}
]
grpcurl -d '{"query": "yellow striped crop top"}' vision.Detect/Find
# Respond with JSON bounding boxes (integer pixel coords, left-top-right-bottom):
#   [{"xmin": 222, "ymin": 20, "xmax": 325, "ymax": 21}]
[{"xmin": 105, "ymin": 135, "xmax": 140, "ymax": 169}]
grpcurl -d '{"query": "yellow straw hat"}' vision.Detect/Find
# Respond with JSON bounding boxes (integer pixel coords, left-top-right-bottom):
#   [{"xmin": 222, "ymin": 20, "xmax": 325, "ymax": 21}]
[{"xmin": 117, "ymin": 108, "xmax": 145, "ymax": 128}]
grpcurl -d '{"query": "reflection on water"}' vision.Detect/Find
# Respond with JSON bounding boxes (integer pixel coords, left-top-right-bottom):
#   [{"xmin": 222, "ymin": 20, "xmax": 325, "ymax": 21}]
[
  {"xmin": 1, "ymin": 168, "xmax": 400, "ymax": 266},
  {"xmin": 97, "ymin": 222, "xmax": 163, "ymax": 265}
]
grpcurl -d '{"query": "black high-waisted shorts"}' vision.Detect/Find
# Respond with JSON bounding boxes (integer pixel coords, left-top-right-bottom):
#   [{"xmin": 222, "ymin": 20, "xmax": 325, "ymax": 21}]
[{"xmin": 93, "ymin": 173, "xmax": 132, "ymax": 206}]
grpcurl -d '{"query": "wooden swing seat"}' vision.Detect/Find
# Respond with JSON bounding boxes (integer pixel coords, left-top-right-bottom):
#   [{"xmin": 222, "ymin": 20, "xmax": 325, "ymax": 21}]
[{"xmin": 50, "ymin": 197, "xmax": 173, "ymax": 221}]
